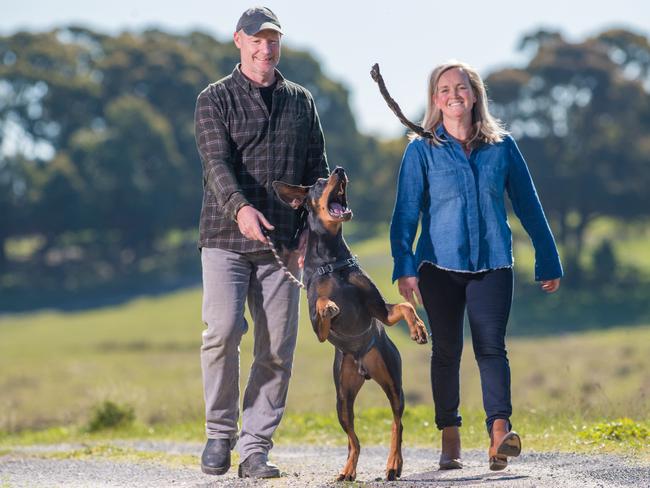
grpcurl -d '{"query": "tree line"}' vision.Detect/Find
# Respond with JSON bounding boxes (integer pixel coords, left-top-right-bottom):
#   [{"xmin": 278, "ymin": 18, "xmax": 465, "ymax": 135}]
[{"xmin": 1, "ymin": 26, "xmax": 649, "ymax": 299}]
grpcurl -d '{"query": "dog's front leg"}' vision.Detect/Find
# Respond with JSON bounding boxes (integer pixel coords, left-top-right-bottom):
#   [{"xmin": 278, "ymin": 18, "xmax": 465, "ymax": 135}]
[
  {"xmin": 386, "ymin": 302, "xmax": 428, "ymax": 344},
  {"xmin": 349, "ymin": 272, "xmax": 427, "ymax": 344},
  {"xmin": 314, "ymin": 297, "xmax": 339, "ymax": 342}
]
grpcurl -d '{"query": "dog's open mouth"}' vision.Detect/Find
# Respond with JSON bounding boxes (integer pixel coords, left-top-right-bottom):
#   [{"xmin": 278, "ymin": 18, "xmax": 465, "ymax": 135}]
[{"xmin": 327, "ymin": 179, "xmax": 352, "ymax": 220}]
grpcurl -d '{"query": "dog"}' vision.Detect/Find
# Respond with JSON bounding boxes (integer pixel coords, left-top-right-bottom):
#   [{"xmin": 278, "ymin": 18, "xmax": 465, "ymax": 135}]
[{"xmin": 273, "ymin": 167, "xmax": 428, "ymax": 481}]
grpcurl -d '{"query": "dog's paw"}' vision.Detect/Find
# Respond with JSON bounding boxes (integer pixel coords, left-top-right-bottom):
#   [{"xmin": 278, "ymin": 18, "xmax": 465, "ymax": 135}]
[
  {"xmin": 321, "ymin": 301, "xmax": 340, "ymax": 319},
  {"xmin": 411, "ymin": 319, "xmax": 428, "ymax": 344},
  {"xmin": 336, "ymin": 472, "xmax": 356, "ymax": 482}
]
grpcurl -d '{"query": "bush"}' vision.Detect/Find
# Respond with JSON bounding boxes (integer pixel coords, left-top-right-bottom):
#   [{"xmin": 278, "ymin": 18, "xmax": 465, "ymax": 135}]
[
  {"xmin": 86, "ymin": 401, "xmax": 135, "ymax": 432},
  {"xmin": 578, "ymin": 418, "xmax": 649, "ymax": 442}
]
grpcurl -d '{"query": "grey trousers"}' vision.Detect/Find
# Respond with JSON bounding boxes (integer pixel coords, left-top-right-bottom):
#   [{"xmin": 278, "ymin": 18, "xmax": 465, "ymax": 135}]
[{"xmin": 200, "ymin": 247, "xmax": 300, "ymax": 461}]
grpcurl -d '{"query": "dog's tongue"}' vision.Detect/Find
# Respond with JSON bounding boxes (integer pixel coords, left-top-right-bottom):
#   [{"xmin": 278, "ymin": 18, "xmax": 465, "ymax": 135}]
[{"xmin": 330, "ymin": 202, "xmax": 344, "ymax": 215}]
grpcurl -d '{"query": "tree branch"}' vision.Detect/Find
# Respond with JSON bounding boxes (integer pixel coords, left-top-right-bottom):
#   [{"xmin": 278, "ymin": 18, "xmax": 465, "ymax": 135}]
[{"xmin": 370, "ymin": 63, "xmax": 433, "ymax": 139}]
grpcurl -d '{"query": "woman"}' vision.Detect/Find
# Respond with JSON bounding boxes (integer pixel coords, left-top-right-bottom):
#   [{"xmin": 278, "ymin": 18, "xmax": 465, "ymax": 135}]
[{"xmin": 390, "ymin": 61, "xmax": 562, "ymax": 471}]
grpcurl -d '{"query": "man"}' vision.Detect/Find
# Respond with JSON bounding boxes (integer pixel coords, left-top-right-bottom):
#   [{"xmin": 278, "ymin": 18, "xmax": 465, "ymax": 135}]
[{"xmin": 194, "ymin": 6, "xmax": 329, "ymax": 479}]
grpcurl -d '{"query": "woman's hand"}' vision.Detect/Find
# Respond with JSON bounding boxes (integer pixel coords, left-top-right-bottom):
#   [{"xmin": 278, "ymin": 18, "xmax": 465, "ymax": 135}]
[
  {"xmin": 541, "ymin": 278, "xmax": 560, "ymax": 293},
  {"xmin": 398, "ymin": 276, "xmax": 423, "ymax": 307}
]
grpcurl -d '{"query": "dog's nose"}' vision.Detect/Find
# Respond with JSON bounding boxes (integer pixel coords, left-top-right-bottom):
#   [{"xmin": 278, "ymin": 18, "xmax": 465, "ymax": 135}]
[{"xmin": 333, "ymin": 166, "xmax": 345, "ymax": 176}]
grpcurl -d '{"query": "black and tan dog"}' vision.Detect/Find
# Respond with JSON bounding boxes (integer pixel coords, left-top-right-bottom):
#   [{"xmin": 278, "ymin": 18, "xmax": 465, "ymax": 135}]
[{"xmin": 273, "ymin": 167, "xmax": 428, "ymax": 481}]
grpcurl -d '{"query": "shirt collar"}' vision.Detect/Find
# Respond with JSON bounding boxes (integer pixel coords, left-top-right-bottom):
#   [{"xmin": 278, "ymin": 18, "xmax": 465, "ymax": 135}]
[
  {"xmin": 435, "ymin": 124, "xmax": 449, "ymax": 140},
  {"xmin": 435, "ymin": 123, "xmax": 486, "ymax": 151},
  {"xmin": 232, "ymin": 64, "xmax": 286, "ymax": 92}
]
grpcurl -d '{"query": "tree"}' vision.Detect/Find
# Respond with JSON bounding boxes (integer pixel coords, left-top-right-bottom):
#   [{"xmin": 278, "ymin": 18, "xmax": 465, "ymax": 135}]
[
  {"xmin": 486, "ymin": 29, "xmax": 650, "ymax": 283},
  {"xmin": 0, "ymin": 26, "xmax": 395, "ymax": 289}
]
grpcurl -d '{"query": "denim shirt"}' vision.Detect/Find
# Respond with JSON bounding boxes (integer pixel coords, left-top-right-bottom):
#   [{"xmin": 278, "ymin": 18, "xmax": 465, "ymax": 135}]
[{"xmin": 390, "ymin": 126, "xmax": 563, "ymax": 282}]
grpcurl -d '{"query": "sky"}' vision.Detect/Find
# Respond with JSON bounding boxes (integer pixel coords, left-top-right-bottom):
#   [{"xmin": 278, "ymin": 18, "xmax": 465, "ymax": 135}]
[{"xmin": 2, "ymin": 0, "xmax": 649, "ymax": 139}]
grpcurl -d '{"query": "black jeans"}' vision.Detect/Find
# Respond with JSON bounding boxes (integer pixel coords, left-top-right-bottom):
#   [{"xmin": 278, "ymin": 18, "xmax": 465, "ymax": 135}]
[{"xmin": 418, "ymin": 263, "xmax": 514, "ymax": 433}]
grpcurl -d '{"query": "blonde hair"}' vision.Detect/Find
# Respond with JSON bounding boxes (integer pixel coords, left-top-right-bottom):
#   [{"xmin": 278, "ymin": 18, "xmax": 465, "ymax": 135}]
[{"xmin": 413, "ymin": 60, "xmax": 508, "ymax": 146}]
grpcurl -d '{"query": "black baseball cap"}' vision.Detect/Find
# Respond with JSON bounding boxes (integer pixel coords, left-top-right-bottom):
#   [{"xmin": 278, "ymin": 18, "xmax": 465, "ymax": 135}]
[{"xmin": 236, "ymin": 7, "xmax": 283, "ymax": 35}]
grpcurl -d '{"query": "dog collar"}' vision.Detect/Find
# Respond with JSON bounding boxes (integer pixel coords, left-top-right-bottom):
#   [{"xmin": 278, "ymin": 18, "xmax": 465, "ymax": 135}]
[{"xmin": 316, "ymin": 256, "xmax": 359, "ymax": 276}]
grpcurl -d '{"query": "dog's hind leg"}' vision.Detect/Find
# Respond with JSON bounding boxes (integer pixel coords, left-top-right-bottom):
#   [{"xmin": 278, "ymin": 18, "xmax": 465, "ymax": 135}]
[
  {"xmin": 362, "ymin": 343, "xmax": 405, "ymax": 480},
  {"xmin": 333, "ymin": 350, "xmax": 365, "ymax": 482}
]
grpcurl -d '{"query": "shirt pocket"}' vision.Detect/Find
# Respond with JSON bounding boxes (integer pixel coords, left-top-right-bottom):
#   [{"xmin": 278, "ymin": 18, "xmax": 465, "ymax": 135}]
[
  {"xmin": 427, "ymin": 169, "xmax": 460, "ymax": 201},
  {"xmin": 481, "ymin": 164, "xmax": 506, "ymax": 197},
  {"xmin": 282, "ymin": 113, "xmax": 309, "ymax": 146}
]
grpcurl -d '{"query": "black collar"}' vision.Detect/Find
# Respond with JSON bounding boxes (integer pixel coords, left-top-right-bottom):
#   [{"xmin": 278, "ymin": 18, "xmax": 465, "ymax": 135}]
[{"xmin": 316, "ymin": 256, "xmax": 359, "ymax": 276}]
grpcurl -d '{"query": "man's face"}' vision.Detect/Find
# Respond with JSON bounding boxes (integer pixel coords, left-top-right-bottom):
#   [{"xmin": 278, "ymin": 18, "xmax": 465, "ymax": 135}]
[{"xmin": 234, "ymin": 29, "xmax": 281, "ymax": 81}]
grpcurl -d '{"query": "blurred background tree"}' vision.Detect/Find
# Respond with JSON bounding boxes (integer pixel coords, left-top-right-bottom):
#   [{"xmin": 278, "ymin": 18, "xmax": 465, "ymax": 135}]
[
  {"xmin": 1, "ymin": 26, "xmax": 649, "ymax": 329},
  {"xmin": 486, "ymin": 28, "xmax": 650, "ymax": 285}
]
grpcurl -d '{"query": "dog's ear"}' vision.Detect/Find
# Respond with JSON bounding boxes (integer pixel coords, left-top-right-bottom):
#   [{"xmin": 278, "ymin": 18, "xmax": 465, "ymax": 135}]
[{"xmin": 272, "ymin": 181, "xmax": 310, "ymax": 209}]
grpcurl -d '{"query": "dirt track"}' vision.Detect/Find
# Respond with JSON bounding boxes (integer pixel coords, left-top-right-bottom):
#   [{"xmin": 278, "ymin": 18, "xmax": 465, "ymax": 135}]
[{"xmin": 1, "ymin": 442, "xmax": 648, "ymax": 487}]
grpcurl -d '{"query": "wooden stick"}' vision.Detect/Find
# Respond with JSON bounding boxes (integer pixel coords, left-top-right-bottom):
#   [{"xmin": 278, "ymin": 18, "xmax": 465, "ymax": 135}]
[{"xmin": 370, "ymin": 63, "xmax": 433, "ymax": 139}]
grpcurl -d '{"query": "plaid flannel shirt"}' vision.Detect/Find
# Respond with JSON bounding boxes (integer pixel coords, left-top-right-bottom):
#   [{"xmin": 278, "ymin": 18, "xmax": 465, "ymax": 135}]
[{"xmin": 195, "ymin": 65, "xmax": 329, "ymax": 252}]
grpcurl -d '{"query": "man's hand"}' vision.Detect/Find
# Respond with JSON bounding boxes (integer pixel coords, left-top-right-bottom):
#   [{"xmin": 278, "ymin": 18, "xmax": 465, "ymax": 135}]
[
  {"xmin": 236, "ymin": 205, "xmax": 274, "ymax": 243},
  {"xmin": 397, "ymin": 276, "xmax": 423, "ymax": 308},
  {"xmin": 541, "ymin": 278, "xmax": 560, "ymax": 293}
]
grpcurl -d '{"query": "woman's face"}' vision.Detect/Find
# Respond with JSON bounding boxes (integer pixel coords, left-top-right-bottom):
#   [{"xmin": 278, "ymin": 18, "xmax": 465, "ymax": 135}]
[{"xmin": 433, "ymin": 68, "xmax": 477, "ymax": 122}]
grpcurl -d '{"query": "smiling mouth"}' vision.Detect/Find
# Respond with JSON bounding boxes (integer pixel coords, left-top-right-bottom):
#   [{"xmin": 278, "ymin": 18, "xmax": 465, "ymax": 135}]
[{"xmin": 327, "ymin": 179, "xmax": 352, "ymax": 220}]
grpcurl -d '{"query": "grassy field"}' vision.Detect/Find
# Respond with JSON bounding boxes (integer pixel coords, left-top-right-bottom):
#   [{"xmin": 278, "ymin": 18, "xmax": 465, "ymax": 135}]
[{"xmin": 1, "ymin": 227, "xmax": 649, "ymax": 459}]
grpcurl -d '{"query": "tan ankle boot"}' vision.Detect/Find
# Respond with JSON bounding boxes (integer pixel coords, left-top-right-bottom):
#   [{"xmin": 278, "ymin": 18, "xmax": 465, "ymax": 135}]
[
  {"xmin": 439, "ymin": 426, "xmax": 462, "ymax": 469},
  {"xmin": 488, "ymin": 419, "xmax": 521, "ymax": 471}
]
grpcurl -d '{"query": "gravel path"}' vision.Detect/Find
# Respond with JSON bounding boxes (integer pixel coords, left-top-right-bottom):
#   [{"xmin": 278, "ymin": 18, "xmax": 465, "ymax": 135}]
[{"xmin": 1, "ymin": 441, "xmax": 648, "ymax": 487}]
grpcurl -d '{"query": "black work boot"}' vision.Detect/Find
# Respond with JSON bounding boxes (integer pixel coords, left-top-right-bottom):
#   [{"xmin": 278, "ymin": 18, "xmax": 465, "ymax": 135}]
[
  {"xmin": 238, "ymin": 452, "xmax": 281, "ymax": 478},
  {"xmin": 201, "ymin": 439, "xmax": 231, "ymax": 475}
]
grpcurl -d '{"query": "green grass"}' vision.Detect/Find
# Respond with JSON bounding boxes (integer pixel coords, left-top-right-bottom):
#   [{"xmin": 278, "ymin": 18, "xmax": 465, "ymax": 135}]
[
  {"xmin": 582, "ymin": 218, "xmax": 650, "ymax": 274},
  {"xmin": 508, "ymin": 216, "xmax": 650, "ymax": 278},
  {"xmin": 1, "ymin": 227, "xmax": 649, "ymax": 460},
  {"xmin": 38, "ymin": 443, "xmax": 199, "ymax": 466},
  {"xmin": 2, "ymin": 409, "xmax": 648, "ymax": 462}
]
